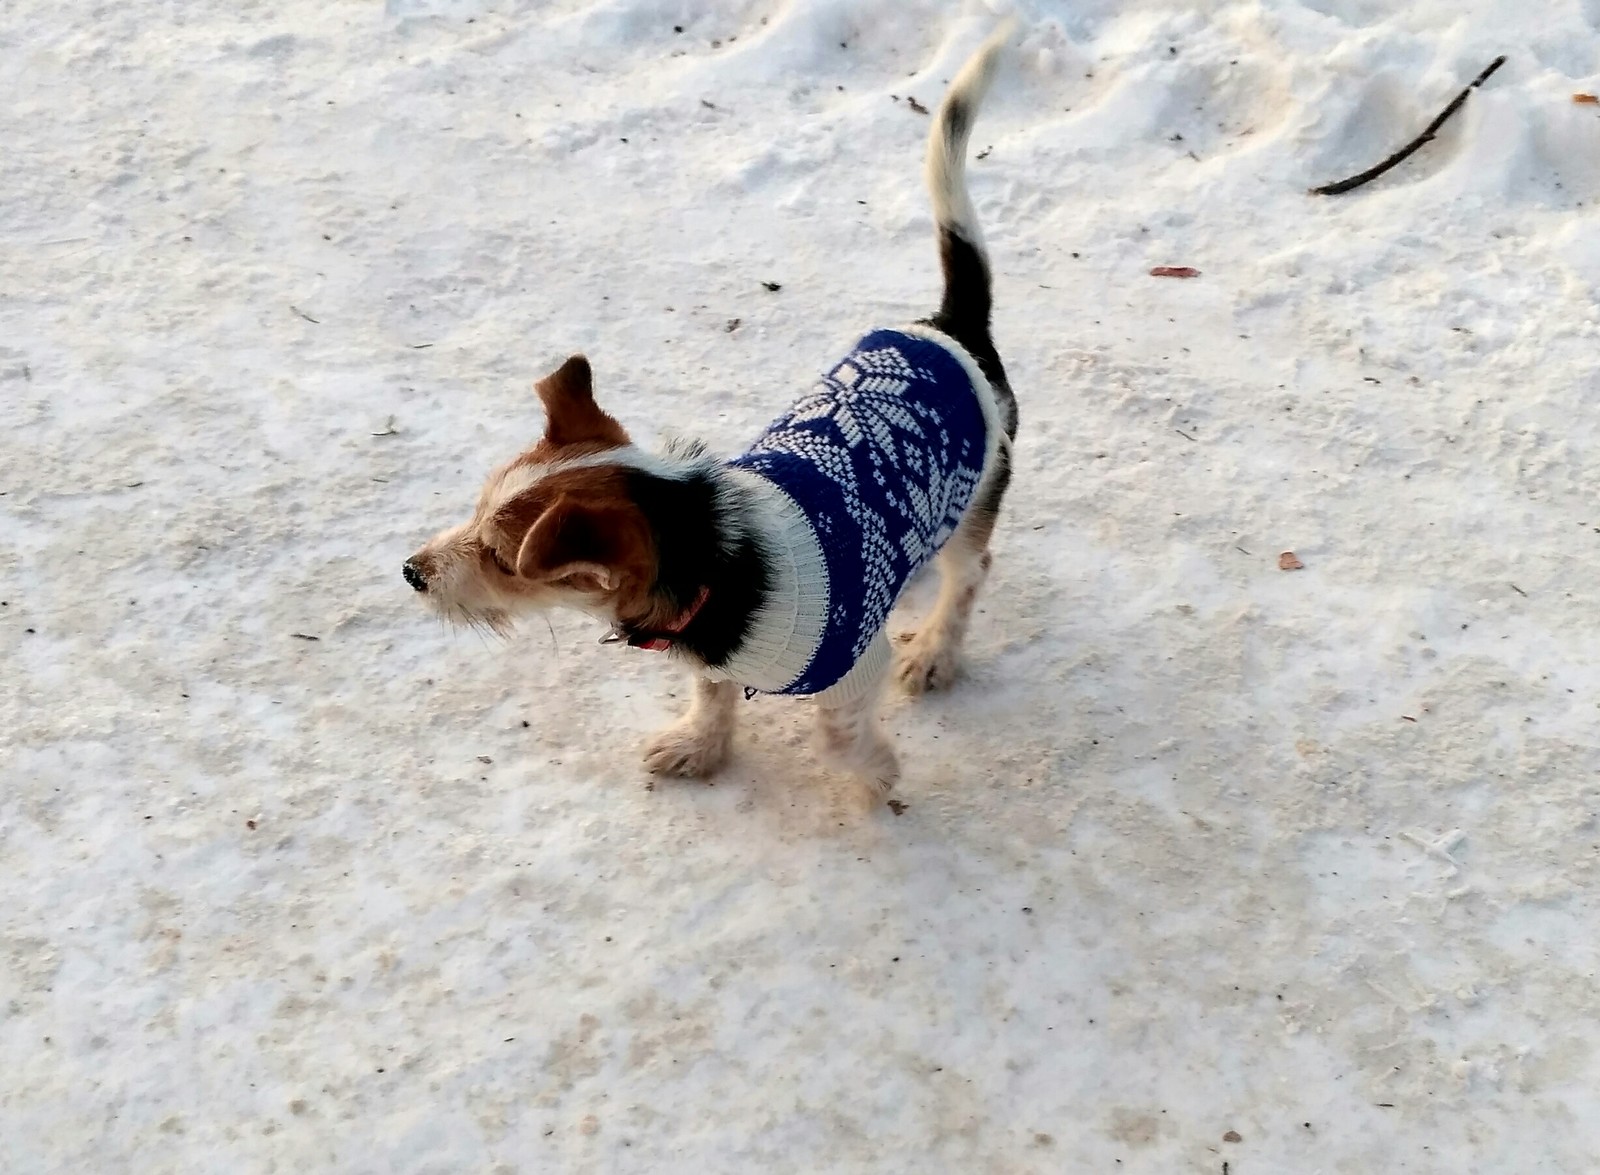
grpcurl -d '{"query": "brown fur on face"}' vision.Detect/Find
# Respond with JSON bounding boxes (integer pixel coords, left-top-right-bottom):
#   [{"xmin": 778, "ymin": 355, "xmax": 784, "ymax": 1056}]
[
  {"xmin": 405, "ymin": 355, "xmax": 668, "ymax": 634},
  {"xmin": 493, "ymin": 464, "xmax": 668, "ymax": 622}
]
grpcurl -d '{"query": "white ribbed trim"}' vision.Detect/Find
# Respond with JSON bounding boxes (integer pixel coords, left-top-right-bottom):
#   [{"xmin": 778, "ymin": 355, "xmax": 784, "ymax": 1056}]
[
  {"xmin": 812, "ymin": 630, "xmax": 891, "ymax": 704},
  {"xmin": 701, "ymin": 467, "xmax": 830, "ymax": 693}
]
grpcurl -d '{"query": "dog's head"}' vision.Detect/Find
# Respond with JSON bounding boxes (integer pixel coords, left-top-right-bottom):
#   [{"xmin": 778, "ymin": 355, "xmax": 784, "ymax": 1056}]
[{"xmin": 403, "ymin": 355, "xmax": 670, "ymax": 636}]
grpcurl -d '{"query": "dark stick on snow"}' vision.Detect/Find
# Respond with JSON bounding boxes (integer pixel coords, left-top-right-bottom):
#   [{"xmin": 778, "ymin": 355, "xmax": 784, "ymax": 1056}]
[{"xmin": 1309, "ymin": 55, "xmax": 1507, "ymax": 196}]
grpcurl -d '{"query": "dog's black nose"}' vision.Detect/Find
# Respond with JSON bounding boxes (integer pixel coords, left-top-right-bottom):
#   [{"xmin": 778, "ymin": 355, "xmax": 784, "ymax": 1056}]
[{"xmin": 402, "ymin": 561, "xmax": 428, "ymax": 593}]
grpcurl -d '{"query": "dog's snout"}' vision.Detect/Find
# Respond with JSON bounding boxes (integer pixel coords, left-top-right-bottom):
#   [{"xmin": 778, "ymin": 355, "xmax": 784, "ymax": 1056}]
[{"xmin": 402, "ymin": 560, "xmax": 428, "ymax": 593}]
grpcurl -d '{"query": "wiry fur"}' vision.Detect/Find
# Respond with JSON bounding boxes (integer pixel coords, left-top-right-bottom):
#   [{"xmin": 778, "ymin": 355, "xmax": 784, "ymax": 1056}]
[{"xmin": 405, "ymin": 27, "xmax": 1017, "ymax": 805}]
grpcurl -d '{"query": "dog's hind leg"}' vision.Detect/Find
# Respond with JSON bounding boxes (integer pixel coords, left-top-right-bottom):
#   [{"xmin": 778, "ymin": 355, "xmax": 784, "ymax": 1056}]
[{"xmin": 644, "ymin": 675, "xmax": 739, "ymax": 778}]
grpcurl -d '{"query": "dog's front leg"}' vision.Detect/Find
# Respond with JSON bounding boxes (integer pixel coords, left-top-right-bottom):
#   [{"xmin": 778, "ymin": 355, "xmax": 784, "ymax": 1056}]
[
  {"xmin": 643, "ymin": 675, "xmax": 739, "ymax": 779},
  {"xmin": 814, "ymin": 651, "xmax": 900, "ymax": 802}
]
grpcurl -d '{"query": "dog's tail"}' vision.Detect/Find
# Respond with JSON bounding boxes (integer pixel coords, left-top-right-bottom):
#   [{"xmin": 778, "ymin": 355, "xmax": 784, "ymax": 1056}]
[{"xmin": 925, "ymin": 22, "xmax": 1013, "ymax": 393}]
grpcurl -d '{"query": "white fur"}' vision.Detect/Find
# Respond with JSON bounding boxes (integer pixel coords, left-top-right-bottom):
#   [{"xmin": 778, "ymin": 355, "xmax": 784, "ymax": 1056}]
[
  {"xmin": 643, "ymin": 676, "xmax": 739, "ymax": 778},
  {"xmin": 924, "ymin": 20, "xmax": 1014, "ymax": 248}
]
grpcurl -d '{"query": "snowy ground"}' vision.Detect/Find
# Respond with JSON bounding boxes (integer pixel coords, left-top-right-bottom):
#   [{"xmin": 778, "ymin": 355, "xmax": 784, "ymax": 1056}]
[{"xmin": 4, "ymin": 0, "xmax": 1600, "ymax": 1171}]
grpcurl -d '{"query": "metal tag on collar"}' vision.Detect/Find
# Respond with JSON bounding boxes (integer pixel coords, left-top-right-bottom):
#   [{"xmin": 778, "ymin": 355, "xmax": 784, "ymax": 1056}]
[{"xmin": 598, "ymin": 626, "xmax": 627, "ymax": 645}]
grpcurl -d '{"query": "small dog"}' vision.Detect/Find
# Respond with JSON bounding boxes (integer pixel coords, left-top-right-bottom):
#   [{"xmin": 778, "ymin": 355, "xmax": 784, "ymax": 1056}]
[{"xmin": 405, "ymin": 28, "xmax": 1018, "ymax": 801}]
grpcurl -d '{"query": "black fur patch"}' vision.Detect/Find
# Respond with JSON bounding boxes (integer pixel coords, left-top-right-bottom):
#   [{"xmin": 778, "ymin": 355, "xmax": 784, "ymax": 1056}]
[
  {"xmin": 923, "ymin": 227, "xmax": 1017, "ymax": 439},
  {"xmin": 624, "ymin": 467, "xmax": 770, "ymax": 667}
]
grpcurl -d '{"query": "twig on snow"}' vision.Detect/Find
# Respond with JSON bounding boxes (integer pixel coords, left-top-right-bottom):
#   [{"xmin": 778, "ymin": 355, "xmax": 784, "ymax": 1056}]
[{"xmin": 1309, "ymin": 55, "xmax": 1507, "ymax": 196}]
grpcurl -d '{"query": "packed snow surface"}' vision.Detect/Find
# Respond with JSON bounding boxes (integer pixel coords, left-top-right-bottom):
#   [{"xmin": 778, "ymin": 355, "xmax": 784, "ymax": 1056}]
[{"xmin": 3, "ymin": 0, "xmax": 1599, "ymax": 1171}]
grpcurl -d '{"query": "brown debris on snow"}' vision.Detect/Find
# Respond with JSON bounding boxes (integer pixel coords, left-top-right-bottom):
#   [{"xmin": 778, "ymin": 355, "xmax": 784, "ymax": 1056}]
[
  {"xmin": 1150, "ymin": 265, "xmax": 1200, "ymax": 278},
  {"xmin": 1278, "ymin": 551, "xmax": 1305, "ymax": 571}
]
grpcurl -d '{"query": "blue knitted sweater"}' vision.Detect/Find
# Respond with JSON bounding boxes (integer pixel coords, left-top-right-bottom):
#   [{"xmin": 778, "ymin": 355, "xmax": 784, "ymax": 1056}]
[{"xmin": 726, "ymin": 328, "xmax": 990, "ymax": 696}]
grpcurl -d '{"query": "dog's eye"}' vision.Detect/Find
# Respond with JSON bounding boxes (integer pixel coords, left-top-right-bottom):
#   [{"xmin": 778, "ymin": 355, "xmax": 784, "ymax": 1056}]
[{"xmin": 487, "ymin": 547, "xmax": 515, "ymax": 576}]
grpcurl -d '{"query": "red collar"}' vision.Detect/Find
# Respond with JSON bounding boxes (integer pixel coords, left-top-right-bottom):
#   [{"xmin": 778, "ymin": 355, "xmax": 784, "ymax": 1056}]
[{"xmin": 604, "ymin": 586, "xmax": 711, "ymax": 652}]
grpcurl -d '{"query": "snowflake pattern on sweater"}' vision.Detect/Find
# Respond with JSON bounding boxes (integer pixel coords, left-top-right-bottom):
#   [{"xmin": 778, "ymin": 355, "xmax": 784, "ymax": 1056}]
[{"xmin": 728, "ymin": 328, "xmax": 989, "ymax": 695}]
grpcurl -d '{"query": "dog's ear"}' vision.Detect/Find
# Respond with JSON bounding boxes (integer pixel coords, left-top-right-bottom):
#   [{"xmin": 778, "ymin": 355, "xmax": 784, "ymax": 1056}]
[
  {"xmin": 535, "ymin": 355, "xmax": 630, "ymax": 448},
  {"xmin": 514, "ymin": 494, "xmax": 632, "ymax": 590}
]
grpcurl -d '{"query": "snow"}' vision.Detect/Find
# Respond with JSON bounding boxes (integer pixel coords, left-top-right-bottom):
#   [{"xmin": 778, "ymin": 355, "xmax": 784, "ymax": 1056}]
[{"xmin": 3, "ymin": 0, "xmax": 1598, "ymax": 1170}]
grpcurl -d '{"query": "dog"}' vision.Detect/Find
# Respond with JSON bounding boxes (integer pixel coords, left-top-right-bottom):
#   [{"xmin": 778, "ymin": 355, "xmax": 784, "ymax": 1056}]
[{"xmin": 404, "ymin": 27, "xmax": 1018, "ymax": 801}]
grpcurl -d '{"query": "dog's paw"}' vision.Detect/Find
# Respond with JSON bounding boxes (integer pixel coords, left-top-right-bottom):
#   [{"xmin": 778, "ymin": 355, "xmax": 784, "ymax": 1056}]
[
  {"xmin": 643, "ymin": 723, "xmax": 731, "ymax": 779},
  {"xmin": 894, "ymin": 633, "xmax": 959, "ymax": 695}
]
